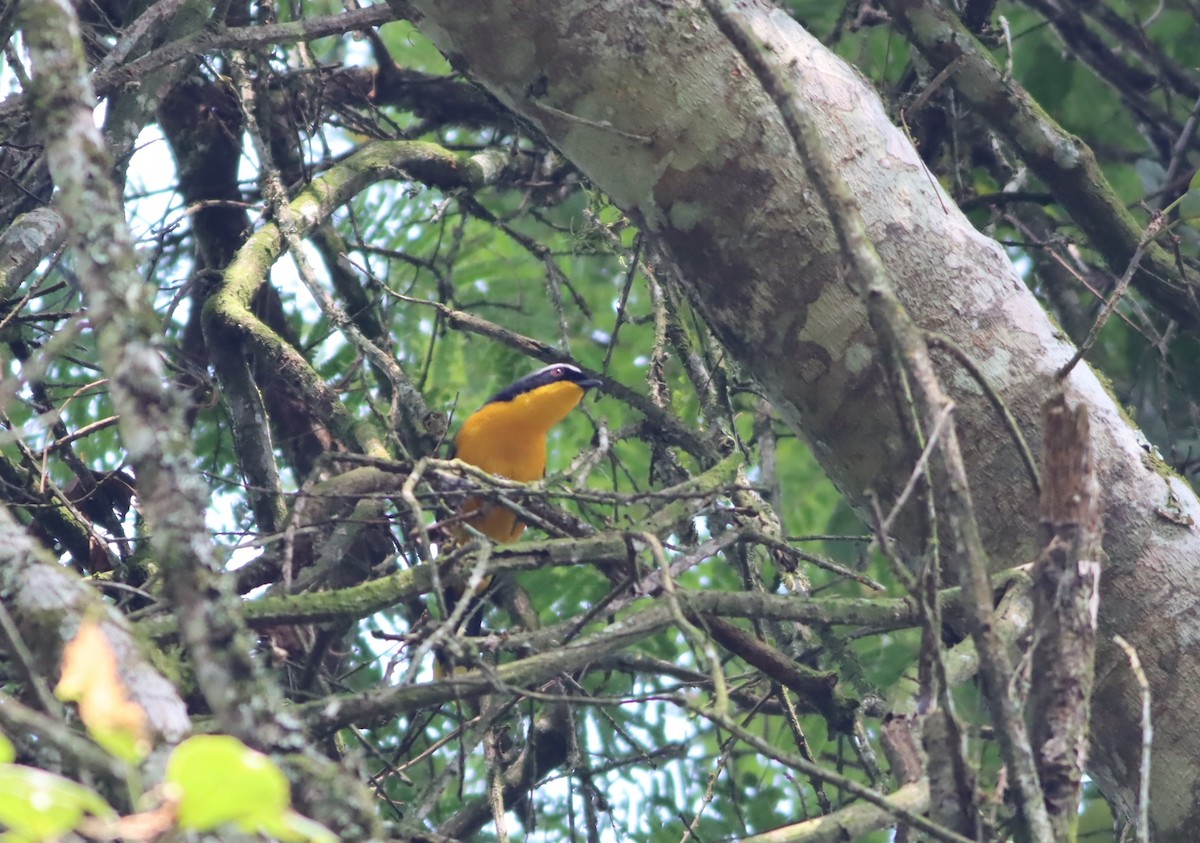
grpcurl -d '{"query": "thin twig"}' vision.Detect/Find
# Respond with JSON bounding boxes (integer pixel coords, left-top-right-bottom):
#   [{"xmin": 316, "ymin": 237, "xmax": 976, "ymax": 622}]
[
  {"xmin": 1113, "ymin": 634, "xmax": 1152, "ymax": 843},
  {"xmin": 926, "ymin": 332, "xmax": 1041, "ymax": 495},
  {"xmin": 880, "ymin": 401, "xmax": 955, "ymax": 537},
  {"xmin": 691, "ymin": 705, "xmax": 974, "ymax": 843},
  {"xmin": 1058, "ymin": 212, "xmax": 1168, "ymax": 378}
]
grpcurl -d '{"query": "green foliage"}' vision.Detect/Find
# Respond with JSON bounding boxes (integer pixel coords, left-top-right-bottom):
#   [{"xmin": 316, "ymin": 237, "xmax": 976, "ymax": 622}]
[
  {"xmin": 167, "ymin": 736, "xmax": 335, "ymax": 842},
  {"xmin": 0, "ymin": 734, "xmax": 335, "ymax": 843},
  {"xmin": 0, "ymin": 762, "xmax": 114, "ymax": 843}
]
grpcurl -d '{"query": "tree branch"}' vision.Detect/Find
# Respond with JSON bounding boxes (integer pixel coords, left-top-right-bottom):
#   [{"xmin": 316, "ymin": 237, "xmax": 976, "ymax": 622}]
[
  {"xmin": 21, "ymin": 0, "xmax": 278, "ymax": 740},
  {"xmin": 880, "ymin": 0, "xmax": 1200, "ymax": 331},
  {"xmin": 700, "ymin": 2, "xmax": 1054, "ymax": 838},
  {"xmin": 1028, "ymin": 394, "xmax": 1101, "ymax": 837}
]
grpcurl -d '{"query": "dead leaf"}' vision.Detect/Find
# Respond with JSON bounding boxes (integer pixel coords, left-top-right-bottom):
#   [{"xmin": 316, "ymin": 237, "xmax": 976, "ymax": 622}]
[{"xmin": 56, "ymin": 617, "xmax": 150, "ymax": 762}]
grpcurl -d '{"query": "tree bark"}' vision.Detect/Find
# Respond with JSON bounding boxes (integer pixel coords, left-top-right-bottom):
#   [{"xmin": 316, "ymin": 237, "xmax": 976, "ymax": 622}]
[{"xmin": 398, "ymin": 0, "xmax": 1200, "ymax": 836}]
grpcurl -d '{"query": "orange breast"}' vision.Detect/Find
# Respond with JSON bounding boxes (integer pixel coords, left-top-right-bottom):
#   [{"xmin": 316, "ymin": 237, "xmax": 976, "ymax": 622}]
[
  {"xmin": 450, "ymin": 378, "xmax": 586, "ymax": 544},
  {"xmin": 453, "ymin": 413, "xmax": 548, "ymax": 543}
]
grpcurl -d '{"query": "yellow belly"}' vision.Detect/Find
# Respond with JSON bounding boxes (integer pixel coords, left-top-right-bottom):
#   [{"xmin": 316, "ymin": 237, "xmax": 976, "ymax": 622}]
[
  {"xmin": 452, "ymin": 378, "xmax": 587, "ymax": 542},
  {"xmin": 454, "ymin": 426, "xmax": 546, "ymax": 544}
]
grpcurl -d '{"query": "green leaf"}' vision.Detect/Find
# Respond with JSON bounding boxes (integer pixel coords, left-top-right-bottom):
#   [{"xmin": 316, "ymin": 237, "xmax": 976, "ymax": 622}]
[
  {"xmin": 0, "ymin": 765, "xmax": 115, "ymax": 841},
  {"xmin": 166, "ymin": 735, "xmax": 290, "ymax": 832},
  {"xmin": 0, "ymin": 736, "xmax": 13, "ymax": 764},
  {"xmin": 164, "ymin": 736, "xmax": 335, "ymax": 841}
]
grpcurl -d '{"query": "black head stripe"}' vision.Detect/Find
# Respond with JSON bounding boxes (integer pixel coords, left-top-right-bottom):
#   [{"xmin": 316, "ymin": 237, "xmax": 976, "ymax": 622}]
[{"xmin": 486, "ymin": 363, "xmax": 601, "ymax": 404}]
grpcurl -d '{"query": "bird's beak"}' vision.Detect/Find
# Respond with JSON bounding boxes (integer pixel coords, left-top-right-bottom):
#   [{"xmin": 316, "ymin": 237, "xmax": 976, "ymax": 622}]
[{"xmin": 579, "ymin": 377, "xmax": 603, "ymax": 391}]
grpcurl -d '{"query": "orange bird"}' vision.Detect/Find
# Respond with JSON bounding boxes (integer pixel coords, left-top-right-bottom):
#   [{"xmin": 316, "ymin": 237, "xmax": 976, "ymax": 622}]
[
  {"xmin": 452, "ymin": 362, "xmax": 601, "ymax": 542},
  {"xmin": 437, "ymin": 362, "xmax": 600, "ymax": 671}
]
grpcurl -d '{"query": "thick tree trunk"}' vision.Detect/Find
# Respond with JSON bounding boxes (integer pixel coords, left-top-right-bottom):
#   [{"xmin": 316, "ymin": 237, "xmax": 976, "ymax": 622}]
[{"xmin": 400, "ymin": 0, "xmax": 1200, "ymax": 836}]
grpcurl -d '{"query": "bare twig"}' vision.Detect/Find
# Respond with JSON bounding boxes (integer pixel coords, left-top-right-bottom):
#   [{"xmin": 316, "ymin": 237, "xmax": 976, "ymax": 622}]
[
  {"xmin": 1058, "ymin": 212, "xmax": 1169, "ymax": 378},
  {"xmin": 1113, "ymin": 634, "xmax": 1152, "ymax": 843},
  {"xmin": 693, "ymin": 705, "xmax": 972, "ymax": 843},
  {"xmin": 881, "ymin": 0, "xmax": 1200, "ymax": 329},
  {"xmin": 925, "ymin": 332, "xmax": 1041, "ymax": 495}
]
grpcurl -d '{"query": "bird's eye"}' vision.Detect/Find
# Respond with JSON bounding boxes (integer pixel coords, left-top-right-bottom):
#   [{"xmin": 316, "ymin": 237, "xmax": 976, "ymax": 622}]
[{"xmin": 553, "ymin": 367, "xmax": 564, "ymax": 377}]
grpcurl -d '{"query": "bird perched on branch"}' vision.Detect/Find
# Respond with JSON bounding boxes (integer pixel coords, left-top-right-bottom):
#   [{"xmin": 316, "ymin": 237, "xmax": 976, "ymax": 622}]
[
  {"xmin": 437, "ymin": 362, "xmax": 601, "ymax": 671},
  {"xmin": 453, "ymin": 362, "xmax": 601, "ymax": 539}
]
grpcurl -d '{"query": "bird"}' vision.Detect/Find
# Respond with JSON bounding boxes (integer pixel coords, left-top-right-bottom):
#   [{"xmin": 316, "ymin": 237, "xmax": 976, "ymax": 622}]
[{"xmin": 437, "ymin": 361, "xmax": 601, "ymax": 671}]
